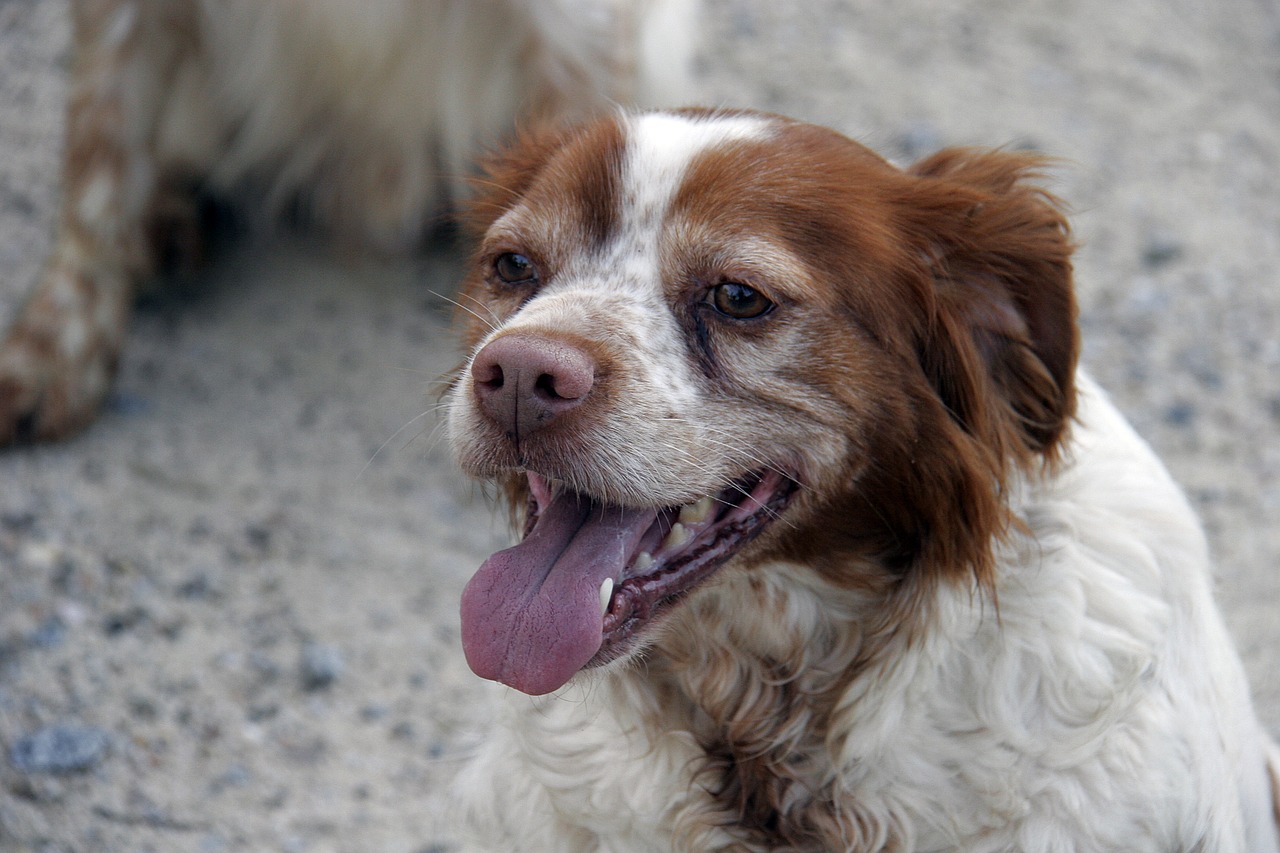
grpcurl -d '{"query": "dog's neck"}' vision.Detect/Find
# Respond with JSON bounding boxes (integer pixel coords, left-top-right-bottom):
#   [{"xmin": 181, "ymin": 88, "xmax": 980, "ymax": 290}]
[{"xmin": 630, "ymin": 560, "xmax": 963, "ymax": 850}]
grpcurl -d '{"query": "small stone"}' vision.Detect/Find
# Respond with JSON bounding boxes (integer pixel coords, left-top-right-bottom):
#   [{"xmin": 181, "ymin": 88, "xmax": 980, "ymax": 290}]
[
  {"xmin": 1163, "ymin": 402, "xmax": 1196, "ymax": 427},
  {"xmin": 359, "ymin": 703, "xmax": 390, "ymax": 723},
  {"xmin": 1142, "ymin": 231, "xmax": 1184, "ymax": 269},
  {"xmin": 245, "ymin": 524, "xmax": 272, "ymax": 551},
  {"xmin": 28, "ymin": 616, "xmax": 67, "ymax": 649},
  {"xmin": 127, "ymin": 694, "xmax": 159, "ymax": 721},
  {"xmin": 199, "ymin": 834, "xmax": 231, "ymax": 853},
  {"xmin": 896, "ymin": 121, "xmax": 943, "ymax": 161},
  {"xmin": 11, "ymin": 725, "xmax": 111, "ymax": 774},
  {"xmin": 103, "ymin": 607, "xmax": 149, "ymax": 636},
  {"xmin": 104, "ymin": 391, "xmax": 151, "ymax": 416},
  {"xmin": 249, "ymin": 651, "xmax": 282, "ymax": 682},
  {"xmin": 247, "ymin": 703, "xmax": 279, "ymax": 722},
  {"xmin": 7, "ymin": 774, "xmax": 66, "ymax": 803},
  {"xmin": 299, "ymin": 643, "xmax": 343, "ymax": 691},
  {"xmin": 176, "ymin": 573, "xmax": 219, "ymax": 600},
  {"xmin": 0, "ymin": 511, "xmax": 36, "ymax": 532},
  {"xmin": 209, "ymin": 764, "xmax": 252, "ymax": 794}
]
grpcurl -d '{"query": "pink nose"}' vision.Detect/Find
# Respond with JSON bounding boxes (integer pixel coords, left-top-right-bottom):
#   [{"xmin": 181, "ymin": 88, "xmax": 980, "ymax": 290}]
[{"xmin": 471, "ymin": 333, "xmax": 596, "ymax": 439}]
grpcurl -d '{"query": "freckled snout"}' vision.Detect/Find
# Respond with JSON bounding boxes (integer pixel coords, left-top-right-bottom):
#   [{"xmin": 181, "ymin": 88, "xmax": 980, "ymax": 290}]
[{"xmin": 471, "ymin": 333, "xmax": 596, "ymax": 439}]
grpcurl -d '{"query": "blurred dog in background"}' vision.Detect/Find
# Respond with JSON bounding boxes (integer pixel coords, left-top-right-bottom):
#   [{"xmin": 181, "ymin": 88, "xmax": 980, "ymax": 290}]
[{"xmin": 0, "ymin": 0, "xmax": 696, "ymax": 445}]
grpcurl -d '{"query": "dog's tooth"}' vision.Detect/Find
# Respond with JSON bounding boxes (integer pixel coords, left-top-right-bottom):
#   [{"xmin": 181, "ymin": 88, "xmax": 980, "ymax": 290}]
[
  {"xmin": 678, "ymin": 496, "xmax": 715, "ymax": 525},
  {"xmin": 599, "ymin": 577, "xmax": 614, "ymax": 617},
  {"xmin": 633, "ymin": 552, "xmax": 654, "ymax": 572},
  {"xmin": 662, "ymin": 522, "xmax": 692, "ymax": 550}
]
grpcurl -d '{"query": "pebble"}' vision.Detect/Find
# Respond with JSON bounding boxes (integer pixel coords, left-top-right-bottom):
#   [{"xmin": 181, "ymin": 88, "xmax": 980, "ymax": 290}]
[
  {"xmin": 1164, "ymin": 401, "xmax": 1197, "ymax": 427},
  {"xmin": 895, "ymin": 121, "xmax": 943, "ymax": 161},
  {"xmin": 104, "ymin": 390, "xmax": 151, "ymax": 416},
  {"xmin": 360, "ymin": 703, "xmax": 390, "ymax": 723},
  {"xmin": 27, "ymin": 616, "xmax": 66, "ymax": 649},
  {"xmin": 1142, "ymin": 231, "xmax": 1184, "ymax": 269},
  {"xmin": 176, "ymin": 572, "xmax": 219, "ymax": 600},
  {"xmin": 209, "ymin": 764, "xmax": 252, "ymax": 794},
  {"xmin": 299, "ymin": 643, "xmax": 344, "ymax": 691},
  {"xmin": 199, "ymin": 834, "xmax": 231, "ymax": 853},
  {"xmin": 10, "ymin": 724, "xmax": 111, "ymax": 774}
]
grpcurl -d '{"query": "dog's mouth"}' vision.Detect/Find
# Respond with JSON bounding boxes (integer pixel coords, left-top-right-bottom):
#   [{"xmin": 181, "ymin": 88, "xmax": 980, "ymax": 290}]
[{"xmin": 459, "ymin": 469, "xmax": 798, "ymax": 695}]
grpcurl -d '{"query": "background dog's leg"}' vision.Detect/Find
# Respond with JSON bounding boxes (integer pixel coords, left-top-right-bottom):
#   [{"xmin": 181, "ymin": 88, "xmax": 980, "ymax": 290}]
[{"xmin": 0, "ymin": 0, "xmax": 198, "ymax": 444}]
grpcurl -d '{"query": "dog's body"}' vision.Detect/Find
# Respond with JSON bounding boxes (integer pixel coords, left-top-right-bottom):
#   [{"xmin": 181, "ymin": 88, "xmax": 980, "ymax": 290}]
[
  {"xmin": 0, "ymin": 0, "xmax": 694, "ymax": 444},
  {"xmin": 447, "ymin": 110, "xmax": 1280, "ymax": 851}
]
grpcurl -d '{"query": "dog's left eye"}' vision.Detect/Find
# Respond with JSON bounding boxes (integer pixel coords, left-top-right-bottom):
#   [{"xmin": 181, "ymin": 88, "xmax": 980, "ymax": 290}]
[
  {"xmin": 494, "ymin": 252, "xmax": 539, "ymax": 285},
  {"xmin": 709, "ymin": 282, "xmax": 773, "ymax": 319}
]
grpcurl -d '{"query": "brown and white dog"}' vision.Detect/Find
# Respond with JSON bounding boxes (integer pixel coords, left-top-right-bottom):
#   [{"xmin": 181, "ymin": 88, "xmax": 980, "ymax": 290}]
[
  {"xmin": 0, "ymin": 0, "xmax": 695, "ymax": 445},
  {"xmin": 447, "ymin": 109, "xmax": 1280, "ymax": 851}
]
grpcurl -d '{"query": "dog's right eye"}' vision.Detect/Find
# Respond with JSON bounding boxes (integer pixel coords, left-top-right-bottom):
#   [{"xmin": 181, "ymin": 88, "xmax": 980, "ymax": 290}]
[
  {"xmin": 494, "ymin": 253, "xmax": 539, "ymax": 285},
  {"xmin": 709, "ymin": 282, "xmax": 773, "ymax": 320}
]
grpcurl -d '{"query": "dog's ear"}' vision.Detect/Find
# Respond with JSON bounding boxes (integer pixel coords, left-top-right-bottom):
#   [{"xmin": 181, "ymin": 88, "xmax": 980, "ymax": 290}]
[{"xmin": 905, "ymin": 148, "xmax": 1079, "ymax": 469}]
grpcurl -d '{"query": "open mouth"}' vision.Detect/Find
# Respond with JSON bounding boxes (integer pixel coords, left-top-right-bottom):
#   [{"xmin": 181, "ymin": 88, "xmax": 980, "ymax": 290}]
[{"xmin": 459, "ymin": 469, "xmax": 798, "ymax": 695}]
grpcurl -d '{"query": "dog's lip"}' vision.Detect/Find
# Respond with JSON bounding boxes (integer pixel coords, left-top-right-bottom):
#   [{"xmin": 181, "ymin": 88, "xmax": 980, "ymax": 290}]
[{"xmin": 529, "ymin": 469, "xmax": 800, "ymax": 667}]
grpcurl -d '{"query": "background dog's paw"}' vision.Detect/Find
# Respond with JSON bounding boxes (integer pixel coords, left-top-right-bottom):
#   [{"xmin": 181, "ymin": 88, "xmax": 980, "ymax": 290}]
[
  {"xmin": 0, "ymin": 329, "xmax": 116, "ymax": 446},
  {"xmin": 0, "ymin": 266, "xmax": 128, "ymax": 446}
]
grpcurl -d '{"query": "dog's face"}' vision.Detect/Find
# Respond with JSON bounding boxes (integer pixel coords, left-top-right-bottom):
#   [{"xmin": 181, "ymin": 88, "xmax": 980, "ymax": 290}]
[{"xmin": 448, "ymin": 110, "xmax": 1077, "ymax": 695}]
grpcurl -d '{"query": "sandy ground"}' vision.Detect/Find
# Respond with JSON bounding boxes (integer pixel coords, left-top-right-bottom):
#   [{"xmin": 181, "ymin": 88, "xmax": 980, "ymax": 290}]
[{"xmin": 0, "ymin": 1, "xmax": 1277, "ymax": 851}]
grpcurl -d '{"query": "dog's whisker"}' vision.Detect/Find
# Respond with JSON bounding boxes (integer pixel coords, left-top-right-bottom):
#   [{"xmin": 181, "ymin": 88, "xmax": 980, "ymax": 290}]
[
  {"xmin": 455, "ymin": 289, "xmax": 506, "ymax": 329},
  {"xmin": 429, "ymin": 288, "xmax": 500, "ymax": 334},
  {"xmin": 385, "ymin": 364, "xmax": 444, "ymax": 376},
  {"xmin": 403, "ymin": 418, "xmax": 451, "ymax": 457},
  {"xmin": 358, "ymin": 408, "xmax": 441, "ymax": 479},
  {"xmin": 656, "ymin": 417, "xmax": 800, "ymax": 489}
]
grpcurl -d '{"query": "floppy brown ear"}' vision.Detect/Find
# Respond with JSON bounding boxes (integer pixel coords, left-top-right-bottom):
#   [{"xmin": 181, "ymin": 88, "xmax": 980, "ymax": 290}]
[{"xmin": 906, "ymin": 148, "xmax": 1079, "ymax": 470}]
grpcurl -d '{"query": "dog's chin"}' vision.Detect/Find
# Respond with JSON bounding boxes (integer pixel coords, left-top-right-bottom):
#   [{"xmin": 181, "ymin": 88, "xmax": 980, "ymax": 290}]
[{"xmin": 459, "ymin": 467, "xmax": 800, "ymax": 696}]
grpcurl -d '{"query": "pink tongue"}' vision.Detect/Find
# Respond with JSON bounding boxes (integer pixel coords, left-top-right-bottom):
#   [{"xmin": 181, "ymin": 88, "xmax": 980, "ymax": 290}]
[{"xmin": 459, "ymin": 489, "xmax": 657, "ymax": 695}]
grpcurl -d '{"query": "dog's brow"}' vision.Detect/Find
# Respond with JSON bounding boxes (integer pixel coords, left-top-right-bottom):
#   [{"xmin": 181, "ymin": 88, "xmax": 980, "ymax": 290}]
[{"xmin": 620, "ymin": 113, "xmax": 771, "ymax": 237}]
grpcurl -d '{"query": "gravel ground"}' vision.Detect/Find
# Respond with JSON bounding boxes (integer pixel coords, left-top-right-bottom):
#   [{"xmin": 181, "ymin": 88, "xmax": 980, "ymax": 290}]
[{"xmin": 1, "ymin": 1, "xmax": 1278, "ymax": 851}]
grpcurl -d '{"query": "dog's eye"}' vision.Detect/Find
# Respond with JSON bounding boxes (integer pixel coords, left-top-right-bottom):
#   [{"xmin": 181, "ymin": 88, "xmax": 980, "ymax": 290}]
[
  {"xmin": 709, "ymin": 282, "xmax": 773, "ymax": 319},
  {"xmin": 494, "ymin": 253, "xmax": 539, "ymax": 285}
]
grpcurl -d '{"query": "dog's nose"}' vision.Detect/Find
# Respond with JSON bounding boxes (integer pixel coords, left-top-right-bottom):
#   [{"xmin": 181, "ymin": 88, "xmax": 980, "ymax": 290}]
[{"xmin": 471, "ymin": 333, "xmax": 596, "ymax": 438}]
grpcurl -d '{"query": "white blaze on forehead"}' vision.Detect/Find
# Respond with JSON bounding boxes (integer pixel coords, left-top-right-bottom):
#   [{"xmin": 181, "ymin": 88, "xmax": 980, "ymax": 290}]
[
  {"xmin": 566, "ymin": 112, "xmax": 774, "ymax": 401},
  {"xmin": 620, "ymin": 112, "xmax": 773, "ymax": 232}
]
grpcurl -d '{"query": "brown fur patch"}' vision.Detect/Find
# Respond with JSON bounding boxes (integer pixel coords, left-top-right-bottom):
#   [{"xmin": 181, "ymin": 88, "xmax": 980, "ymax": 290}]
[
  {"xmin": 462, "ymin": 117, "xmax": 626, "ymax": 256},
  {"xmin": 666, "ymin": 118, "xmax": 1077, "ymax": 595}
]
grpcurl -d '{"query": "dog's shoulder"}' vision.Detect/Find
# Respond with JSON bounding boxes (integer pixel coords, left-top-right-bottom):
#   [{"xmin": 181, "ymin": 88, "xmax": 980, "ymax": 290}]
[{"xmin": 889, "ymin": 371, "xmax": 1274, "ymax": 849}]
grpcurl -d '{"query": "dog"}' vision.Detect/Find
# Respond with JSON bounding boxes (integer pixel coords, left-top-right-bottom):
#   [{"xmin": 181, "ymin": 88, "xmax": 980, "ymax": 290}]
[
  {"xmin": 445, "ymin": 109, "xmax": 1280, "ymax": 851},
  {"xmin": 0, "ymin": 0, "xmax": 695, "ymax": 445}
]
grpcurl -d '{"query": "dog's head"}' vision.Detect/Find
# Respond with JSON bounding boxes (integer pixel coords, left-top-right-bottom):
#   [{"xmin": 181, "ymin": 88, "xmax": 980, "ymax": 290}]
[{"xmin": 447, "ymin": 110, "xmax": 1077, "ymax": 695}]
